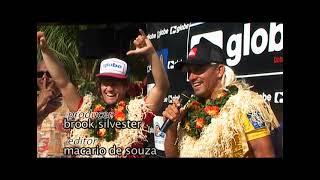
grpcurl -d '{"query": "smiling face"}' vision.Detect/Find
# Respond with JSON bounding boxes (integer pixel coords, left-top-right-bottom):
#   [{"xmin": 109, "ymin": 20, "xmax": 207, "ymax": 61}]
[
  {"xmin": 185, "ymin": 64, "xmax": 225, "ymax": 99},
  {"xmin": 99, "ymin": 77, "xmax": 128, "ymax": 105}
]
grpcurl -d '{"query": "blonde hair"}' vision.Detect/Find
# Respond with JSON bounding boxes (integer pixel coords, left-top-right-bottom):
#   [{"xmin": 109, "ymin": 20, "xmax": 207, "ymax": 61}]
[{"xmin": 221, "ymin": 65, "xmax": 236, "ymax": 88}]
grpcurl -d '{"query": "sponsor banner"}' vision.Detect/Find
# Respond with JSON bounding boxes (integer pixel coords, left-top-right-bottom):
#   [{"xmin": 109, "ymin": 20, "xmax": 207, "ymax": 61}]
[{"xmin": 188, "ymin": 23, "xmax": 283, "ymax": 74}]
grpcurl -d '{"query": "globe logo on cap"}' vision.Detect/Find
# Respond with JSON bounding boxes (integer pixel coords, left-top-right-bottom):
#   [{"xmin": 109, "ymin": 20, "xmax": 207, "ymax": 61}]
[{"xmin": 96, "ymin": 58, "xmax": 128, "ymax": 79}]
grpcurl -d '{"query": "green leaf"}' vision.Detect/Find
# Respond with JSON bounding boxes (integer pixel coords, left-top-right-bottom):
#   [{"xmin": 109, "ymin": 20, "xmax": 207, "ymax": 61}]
[{"xmin": 205, "ymin": 116, "xmax": 211, "ymax": 124}]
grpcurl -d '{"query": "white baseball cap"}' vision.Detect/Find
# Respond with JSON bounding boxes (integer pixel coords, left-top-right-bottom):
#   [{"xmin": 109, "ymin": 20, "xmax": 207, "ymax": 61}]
[{"xmin": 96, "ymin": 58, "xmax": 128, "ymax": 79}]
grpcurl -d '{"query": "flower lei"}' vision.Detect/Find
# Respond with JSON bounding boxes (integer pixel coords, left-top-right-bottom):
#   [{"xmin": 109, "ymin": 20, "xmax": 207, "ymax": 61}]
[
  {"xmin": 88, "ymin": 99, "xmax": 128, "ymax": 142},
  {"xmin": 87, "ymin": 98, "xmax": 154, "ymax": 143},
  {"xmin": 181, "ymin": 85, "xmax": 239, "ymax": 138}
]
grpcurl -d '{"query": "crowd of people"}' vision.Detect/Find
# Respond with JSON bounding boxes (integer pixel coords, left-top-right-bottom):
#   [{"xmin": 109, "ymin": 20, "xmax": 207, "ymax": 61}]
[{"xmin": 37, "ymin": 28, "xmax": 280, "ymax": 158}]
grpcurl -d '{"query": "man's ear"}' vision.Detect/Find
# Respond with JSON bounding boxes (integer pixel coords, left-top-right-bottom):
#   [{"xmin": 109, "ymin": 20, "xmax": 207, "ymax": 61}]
[{"xmin": 217, "ymin": 64, "xmax": 225, "ymax": 78}]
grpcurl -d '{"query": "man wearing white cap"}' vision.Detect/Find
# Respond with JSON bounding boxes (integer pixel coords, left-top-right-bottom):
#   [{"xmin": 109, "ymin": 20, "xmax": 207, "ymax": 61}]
[{"xmin": 37, "ymin": 29, "xmax": 169, "ymax": 158}]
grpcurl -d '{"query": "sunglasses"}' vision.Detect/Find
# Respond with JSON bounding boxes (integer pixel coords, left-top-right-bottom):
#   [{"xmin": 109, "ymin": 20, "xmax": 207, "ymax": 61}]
[{"xmin": 37, "ymin": 71, "xmax": 51, "ymax": 78}]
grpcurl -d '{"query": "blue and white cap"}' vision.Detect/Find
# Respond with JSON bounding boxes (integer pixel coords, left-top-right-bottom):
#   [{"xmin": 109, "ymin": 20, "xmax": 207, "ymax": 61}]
[{"xmin": 96, "ymin": 58, "xmax": 128, "ymax": 79}]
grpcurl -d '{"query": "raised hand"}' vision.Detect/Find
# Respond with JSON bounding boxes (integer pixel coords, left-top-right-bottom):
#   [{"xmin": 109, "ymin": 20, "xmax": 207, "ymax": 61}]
[
  {"xmin": 126, "ymin": 29, "xmax": 155, "ymax": 56},
  {"xmin": 37, "ymin": 31, "xmax": 48, "ymax": 50}
]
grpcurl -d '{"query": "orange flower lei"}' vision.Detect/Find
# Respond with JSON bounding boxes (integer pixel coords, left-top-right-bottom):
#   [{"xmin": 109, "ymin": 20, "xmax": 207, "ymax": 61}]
[
  {"xmin": 89, "ymin": 100, "xmax": 127, "ymax": 141},
  {"xmin": 182, "ymin": 85, "xmax": 238, "ymax": 138}
]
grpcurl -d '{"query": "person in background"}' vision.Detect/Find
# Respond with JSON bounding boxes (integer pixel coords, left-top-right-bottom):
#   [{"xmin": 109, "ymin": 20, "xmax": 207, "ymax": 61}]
[{"xmin": 37, "ymin": 60, "xmax": 69, "ymax": 157}]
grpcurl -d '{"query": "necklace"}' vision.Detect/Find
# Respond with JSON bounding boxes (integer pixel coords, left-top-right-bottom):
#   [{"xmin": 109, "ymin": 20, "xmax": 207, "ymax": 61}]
[{"xmin": 182, "ymin": 85, "xmax": 238, "ymax": 138}]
